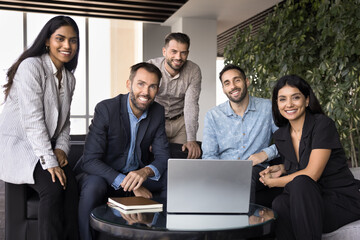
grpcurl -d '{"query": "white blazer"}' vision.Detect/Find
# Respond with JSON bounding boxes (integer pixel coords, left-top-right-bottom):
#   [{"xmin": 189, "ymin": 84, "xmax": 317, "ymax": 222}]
[{"xmin": 0, "ymin": 54, "xmax": 75, "ymax": 184}]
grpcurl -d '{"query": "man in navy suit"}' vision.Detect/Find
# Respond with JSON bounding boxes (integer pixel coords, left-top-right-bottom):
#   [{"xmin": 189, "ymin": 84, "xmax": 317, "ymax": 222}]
[{"xmin": 75, "ymin": 62, "xmax": 169, "ymax": 240}]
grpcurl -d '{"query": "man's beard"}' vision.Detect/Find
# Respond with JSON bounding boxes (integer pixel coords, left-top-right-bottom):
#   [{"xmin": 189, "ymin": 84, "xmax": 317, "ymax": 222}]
[
  {"xmin": 226, "ymin": 85, "xmax": 248, "ymax": 103},
  {"xmin": 129, "ymin": 90, "xmax": 152, "ymax": 112},
  {"xmin": 166, "ymin": 58, "xmax": 185, "ymax": 72}
]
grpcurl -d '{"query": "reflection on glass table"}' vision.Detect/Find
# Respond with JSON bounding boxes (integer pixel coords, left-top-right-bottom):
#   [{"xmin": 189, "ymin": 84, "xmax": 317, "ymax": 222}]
[
  {"xmin": 109, "ymin": 205, "xmax": 161, "ymax": 228},
  {"xmin": 90, "ymin": 200, "xmax": 277, "ymax": 240}
]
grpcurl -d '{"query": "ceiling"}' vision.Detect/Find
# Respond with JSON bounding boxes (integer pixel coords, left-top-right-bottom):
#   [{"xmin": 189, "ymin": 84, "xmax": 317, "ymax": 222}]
[
  {"xmin": 164, "ymin": 0, "xmax": 282, "ymax": 35},
  {"xmin": 0, "ymin": 0, "xmax": 188, "ymax": 22},
  {"xmin": 0, "ymin": 0, "xmax": 281, "ymax": 33},
  {"xmin": 164, "ymin": 0, "xmax": 282, "ymax": 56},
  {"xmin": 0, "ymin": 0, "xmax": 282, "ymax": 56}
]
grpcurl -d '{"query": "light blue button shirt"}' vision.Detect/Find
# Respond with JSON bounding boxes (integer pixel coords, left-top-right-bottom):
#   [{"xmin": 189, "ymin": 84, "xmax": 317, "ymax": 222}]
[
  {"xmin": 111, "ymin": 96, "xmax": 160, "ymax": 190},
  {"xmin": 202, "ymin": 96, "xmax": 278, "ymax": 167}
]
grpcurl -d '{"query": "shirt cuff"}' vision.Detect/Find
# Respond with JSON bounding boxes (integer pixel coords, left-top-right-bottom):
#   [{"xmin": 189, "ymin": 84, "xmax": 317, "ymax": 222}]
[
  {"xmin": 147, "ymin": 165, "xmax": 160, "ymax": 181},
  {"xmin": 186, "ymin": 129, "xmax": 197, "ymax": 142},
  {"xmin": 39, "ymin": 155, "xmax": 59, "ymax": 170},
  {"xmin": 262, "ymin": 145, "xmax": 278, "ymax": 162},
  {"xmin": 111, "ymin": 173, "xmax": 126, "ymax": 190},
  {"xmin": 186, "ymin": 135, "xmax": 197, "ymax": 142}
]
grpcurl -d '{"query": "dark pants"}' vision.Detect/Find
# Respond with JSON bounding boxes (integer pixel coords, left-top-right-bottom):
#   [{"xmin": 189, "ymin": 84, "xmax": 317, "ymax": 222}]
[
  {"xmin": 77, "ymin": 172, "xmax": 167, "ymax": 240},
  {"xmin": 272, "ymin": 175, "xmax": 359, "ymax": 240},
  {"xmin": 251, "ymin": 165, "xmax": 282, "ymax": 205},
  {"xmin": 251, "ymin": 165, "xmax": 266, "ymax": 203},
  {"xmin": 28, "ymin": 162, "xmax": 79, "ymax": 240}
]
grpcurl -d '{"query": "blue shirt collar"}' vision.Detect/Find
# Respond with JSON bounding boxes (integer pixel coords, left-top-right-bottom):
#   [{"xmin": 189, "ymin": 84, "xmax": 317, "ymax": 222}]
[{"xmin": 225, "ymin": 96, "xmax": 256, "ymax": 117}]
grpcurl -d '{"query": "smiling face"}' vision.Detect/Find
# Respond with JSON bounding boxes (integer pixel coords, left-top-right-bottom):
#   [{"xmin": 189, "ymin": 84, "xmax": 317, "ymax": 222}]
[
  {"xmin": 162, "ymin": 39, "xmax": 189, "ymax": 76},
  {"xmin": 221, "ymin": 69, "xmax": 249, "ymax": 104},
  {"xmin": 277, "ymin": 84, "xmax": 309, "ymax": 123},
  {"xmin": 46, "ymin": 25, "xmax": 78, "ymax": 70},
  {"xmin": 126, "ymin": 68, "xmax": 160, "ymax": 118}
]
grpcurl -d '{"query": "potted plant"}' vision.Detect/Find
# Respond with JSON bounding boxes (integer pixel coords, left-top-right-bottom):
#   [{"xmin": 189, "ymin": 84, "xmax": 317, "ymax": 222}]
[{"xmin": 224, "ymin": 0, "xmax": 360, "ymax": 167}]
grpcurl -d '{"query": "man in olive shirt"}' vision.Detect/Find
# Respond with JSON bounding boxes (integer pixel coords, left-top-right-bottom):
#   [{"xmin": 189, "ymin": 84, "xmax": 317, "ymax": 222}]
[{"xmin": 148, "ymin": 32, "xmax": 202, "ymax": 159}]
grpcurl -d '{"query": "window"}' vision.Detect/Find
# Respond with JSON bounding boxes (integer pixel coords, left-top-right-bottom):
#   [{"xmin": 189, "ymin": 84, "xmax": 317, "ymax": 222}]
[
  {"xmin": 216, "ymin": 58, "xmax": 227, "ymax": 105},
  {"xmin": 0, "ymin": 11, "xmax": 23, "ymax": 113},
  {"xmin": 0, "ymin": 11, "xmax": 136, "ymax": 134}
]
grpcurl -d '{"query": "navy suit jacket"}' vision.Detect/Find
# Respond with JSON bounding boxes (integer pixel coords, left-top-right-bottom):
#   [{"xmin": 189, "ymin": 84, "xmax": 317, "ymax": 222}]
[{"xmin": 75, "ymin": 93, "xmax": 170, "ymax": 185}]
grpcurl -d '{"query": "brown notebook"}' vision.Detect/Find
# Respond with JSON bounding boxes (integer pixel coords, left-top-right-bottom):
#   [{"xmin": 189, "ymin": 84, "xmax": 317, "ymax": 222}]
[
  {"xmin": 107, "ymin": 202, "xmax": 162, "ymax": 214},
  {"xmin": 108, "ymin": 196, "xmax": 163, "ymax": 210}
]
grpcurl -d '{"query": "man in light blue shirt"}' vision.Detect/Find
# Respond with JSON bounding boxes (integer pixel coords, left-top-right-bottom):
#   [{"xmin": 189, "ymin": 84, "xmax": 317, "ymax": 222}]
[{"xmin": 202, "ymin": 64, "xmax": 278, "ymax": 203}]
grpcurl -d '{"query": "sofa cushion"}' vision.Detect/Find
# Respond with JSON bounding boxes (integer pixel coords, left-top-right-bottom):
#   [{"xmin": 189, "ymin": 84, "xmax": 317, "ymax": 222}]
[
  {"xmin": 321, "ymin": 167, "xmax": 360, "ymax": 239},
  {"xmin": 350, "ymin": 167, "xmax": 360, "ymax": 180},
  {"xmin": 322, "ymin": 219, "xmax": 360, "ymax": 240}
]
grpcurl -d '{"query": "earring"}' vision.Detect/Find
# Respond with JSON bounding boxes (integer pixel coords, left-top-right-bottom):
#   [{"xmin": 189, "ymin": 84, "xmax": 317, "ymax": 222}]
[{"xmin": 46, "ymin": 46, "xmax": 49, "ymax": 52}]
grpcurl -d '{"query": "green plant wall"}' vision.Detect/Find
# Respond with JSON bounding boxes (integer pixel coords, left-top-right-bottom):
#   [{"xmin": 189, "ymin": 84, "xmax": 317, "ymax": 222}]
[{"xmin": 224, "ymin": 0, "xmax": 360, "ymax": 167}]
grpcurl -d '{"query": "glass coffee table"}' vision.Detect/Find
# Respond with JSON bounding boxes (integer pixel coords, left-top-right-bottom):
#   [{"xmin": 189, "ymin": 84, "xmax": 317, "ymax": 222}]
[{"xmin": 90, "ymin": 198, "xmax": 276, "ymax": 240}]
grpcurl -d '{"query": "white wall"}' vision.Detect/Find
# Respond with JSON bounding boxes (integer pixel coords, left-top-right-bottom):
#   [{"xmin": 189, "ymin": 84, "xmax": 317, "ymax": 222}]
[
  {"xmin": 172, "ymin": 17, "xmax": 217, "ymax": 141},
  {"xmin": 142, "ymin": 23, "xmax": 171, "ymax": 61}
]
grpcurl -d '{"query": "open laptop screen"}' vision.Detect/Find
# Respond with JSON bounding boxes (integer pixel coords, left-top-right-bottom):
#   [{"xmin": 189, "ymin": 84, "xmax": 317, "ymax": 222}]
[{"xmin": 167, "ymin": 159, "xmax": 252, "ymax": 213}]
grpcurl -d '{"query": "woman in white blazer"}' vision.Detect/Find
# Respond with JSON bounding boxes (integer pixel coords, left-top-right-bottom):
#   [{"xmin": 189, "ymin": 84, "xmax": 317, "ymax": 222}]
[{"xmin": 0, "ymin": 16, "xmax": 80, "ymax": 240}]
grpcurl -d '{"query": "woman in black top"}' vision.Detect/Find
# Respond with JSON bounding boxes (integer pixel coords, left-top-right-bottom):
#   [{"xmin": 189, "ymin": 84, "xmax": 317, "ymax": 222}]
[{"xmin": 260, "ymin": 75, "xmax": 360, "ymax": 240}]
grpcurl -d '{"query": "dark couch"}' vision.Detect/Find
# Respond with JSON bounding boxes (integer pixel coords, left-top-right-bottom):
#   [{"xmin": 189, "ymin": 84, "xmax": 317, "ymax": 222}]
[
  {"xmin": 5, "ymin": 135, "xmax": 86, "ymax": 240},
  {"xmin": 4, "ymin": 138, "xmax": 199, "ymax": 240}
]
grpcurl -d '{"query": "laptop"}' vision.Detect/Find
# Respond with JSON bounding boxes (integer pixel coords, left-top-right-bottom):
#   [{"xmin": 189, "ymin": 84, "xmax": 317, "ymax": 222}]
[{"xmin": 167, "ymin": 159, "xmax": 252, "ymax": 214}]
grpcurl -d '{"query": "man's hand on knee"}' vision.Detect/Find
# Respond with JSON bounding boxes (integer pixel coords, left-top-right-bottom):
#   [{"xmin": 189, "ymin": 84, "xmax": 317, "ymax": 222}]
[
  {"xmin": 121, "ymin": 167, "xmax": 154, "ymax": 192},
  {"xmin": 182, "ymin": 141, "xmax": 201, "ymax": 159}
]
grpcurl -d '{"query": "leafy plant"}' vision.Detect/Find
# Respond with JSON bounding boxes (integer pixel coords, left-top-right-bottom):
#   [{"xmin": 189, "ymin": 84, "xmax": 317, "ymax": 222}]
[{"xmin": 224, "ymin": 0, "xmax": 360, "ymax": 167}]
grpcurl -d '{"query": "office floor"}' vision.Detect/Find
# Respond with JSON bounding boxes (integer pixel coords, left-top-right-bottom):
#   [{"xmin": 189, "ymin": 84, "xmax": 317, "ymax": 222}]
[{"xmin": 0, "ymin": 180, "xmax": 4, "ymax": 240}]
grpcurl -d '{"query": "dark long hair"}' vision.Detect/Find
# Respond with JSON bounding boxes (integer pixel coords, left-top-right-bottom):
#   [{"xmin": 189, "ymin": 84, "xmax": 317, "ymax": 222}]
[
  {"xmin": 272, "ymin": 75, "xmax": 324, "ymax": 127},
  {"xmin": 3, "ymin": 15, "xmax": 80, "ymax": 100}
]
